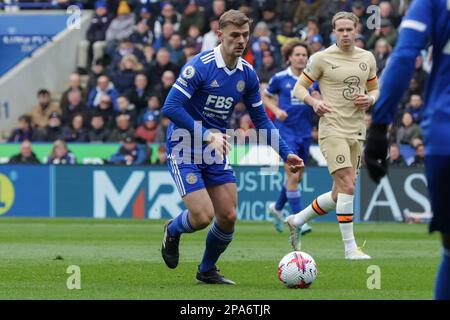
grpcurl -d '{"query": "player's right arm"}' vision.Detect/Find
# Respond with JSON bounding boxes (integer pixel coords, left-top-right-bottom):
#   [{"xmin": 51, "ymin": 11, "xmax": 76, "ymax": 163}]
[
  {"xmin": 262, "ymin": 76, "xmax": 287, "ymax": 121},
  {"xmin": 293, "ymin": 55, "xmax": 332, "ymax": 116}
]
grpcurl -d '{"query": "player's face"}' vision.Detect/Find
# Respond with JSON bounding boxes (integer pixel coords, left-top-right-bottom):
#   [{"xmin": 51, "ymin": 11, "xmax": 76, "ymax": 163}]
[
  {"xmin": 289, "ymin": 46, "xmax": 309, "ymax": 71},
  {"xmin": 218, "ymin": 23, "xmax": 250, "ymax": 58},
  {"xmin": 333, "ymin": 19, "xmax": 357, "ymax": 49}
]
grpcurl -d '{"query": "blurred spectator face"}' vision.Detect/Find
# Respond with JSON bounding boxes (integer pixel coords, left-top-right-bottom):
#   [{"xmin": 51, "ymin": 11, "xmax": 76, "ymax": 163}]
[
  {"xmin": 117, "ymin": 96, "xmax": 130, "ymax": 111},
  {"xmin": 307, "ymin": 20, "xmax": 319, "ymax": 35},
  {"xmin": 402, "ymin": 112, "xmax": 413, "ymax": 127},
  {"xmin": 68, "ymin": 90, "xmax": 82, "ymax": 106},
  {"xmin": 311, "ymin": 39, "xmax": 323, "ymax": 53},
  {"xmin": 409, "ymin": 94, "xmax": 423, "ymax": 108},
  {"xmin": 145, "ymin": 118, "xmax": 158, "ymax": 129},
  {"xmin": 156, "ymin": 49, "xmax": 170, "ymax": 66},
  {"xmin": 380, "ymin": 1, "xmax": 392, "ymax": 18},
  {"xmin": 262, "ymin": 9, "xmax": 275, "ymax": 21},
  {"xmin": 92, "ymin": 62, "xmax": 104, "ymax": 74},
  {"xmin": 289, "ymin": 45, "xmax": 309, "ymax": 71},
  {"xmin": 99, "ymin": 95, "xmax": 112, "ymax": 109},
  {"xmin": 123, "ymin": 140, "xmax": 136, "ymax": 151},
  {"xmin": 238, "ymin": 4, "xmax": 251, "ymax": 15},
  {"xmin": 54, "ymin": 144, "xmax": 68, "ymax": 158},
  {"xmin": 18, "ymin": 117, "xmax": 31, "ymax": 131},
  {"xmin": 375, "ymin": 39, "xmax": 389, "ymax": 55},
  {"xmin": 169, "ymin": 34, "xmax": 182, "ymax": 49},
  {"xmin": 116, "ymin": 115, "xmax": 130, "ymax": 130},
  {"xmin": 49, "ymin": 115, "xmax": 61, "ymax": 128},
  {"xmin": 254, "ymin": 22, "xmax": 269, "ymax": 38},
  {"xmin": 69, "ymin": 73, "xmax": 81, "ymax": 89},
  {"xmin": 389, "ymin": 144, "xmax": 400, "ymax": 160},
  {"xmin": 184, "ymin": 3, "xmax": 197, "ymax": 15},
  {"xmin": 143, "ymin": 45, "xmax": 154, "ymax": 62},
  {"xmin": 188, "ymin": 25, "xmax": 201, "ymax": 39},
  {"xmin": 119, "ymin": 40, "xmax": 134, "ymax": 55},
  {"xmin": 162, "ymin": 22, "xmax": 174, "ymax": 39},
  {"xmin": 364, "ymin": 113, "xmax": 372, "ymax": 129},
  {"xmin": 38, "ymin": 92, "xmax": 51, "ymax": 107},
  {"xmin": 409, "ymin": 78, "xmax": 419, "ymax": 91},
  {"xmin": 210, "ymin": 19, "xmax": 219, "ymax": 32},
  {"xmin": 355, "ymin": 38, "xmax": 365, "ymax": 49},
  {"xmin": 162, "ymin": 70, "xmax": 175, "ymax": 88},
  {"xmin": 352, "ymin": 2, "xmax": 365, "ymax": 16},
  {"xmin": 416, "ymin": 144, "xmax": 425, "ymax": 158},
  {"xmin": 135, "ymin": 74, "xmax": 148, "ymax": 89},
  {"xmin": 262, "ymin": 53, "xmax": 274, "ymax": 68},
  {"xmin": 72, "ymin": 114, "xmax": 84, "ymax": 130},
  {"xmin": 122, "ymin": 56, "xmax": 137, "ymax": 70},
  {"xmin": 333, "ymin": 18, "xmax": 357, "ymax": 49},
  {"xmin": 148, "ymin": 96, "xmax": 160, "ymax": 110},
  {"xmin": 91, "ymin": 116, "xmax": 104, "ymax": 130},
  {"xmin": 161, "ymin": 3, "xmax": 175, "ymax": 18},
  {"xmin": 415, "ymin": 55, "xmax": 423, "ymax": 69},
  {"xmin": 213, "ymin": 0, "xmax": 226, "ymax": 16},
  {"xmin": 157, "ymin": 145, "xmax": 166, "ymax": 164},
  {"xmin": 137, "ymin": 20, "xmax": 149, "ymax": 34},
  {"xmin": 95, "ymin": 5, "xmax": 107, "ymax": 17},
  {"xmin": 281, "ymin": 21, "xmax": 294, "ymax": 35},
  {"xmin": 97, "ymin": 76, "xmax": 110, "ymax": 90},
  {"xmin": 20, "ymin": 141, "xmax": 32, "ymax": 157}
]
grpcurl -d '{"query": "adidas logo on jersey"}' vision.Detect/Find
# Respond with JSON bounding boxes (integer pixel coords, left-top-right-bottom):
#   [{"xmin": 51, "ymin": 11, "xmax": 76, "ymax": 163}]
[{"xmin": 210, "ymin": 80, "xmax": 219, "ymax": 88}]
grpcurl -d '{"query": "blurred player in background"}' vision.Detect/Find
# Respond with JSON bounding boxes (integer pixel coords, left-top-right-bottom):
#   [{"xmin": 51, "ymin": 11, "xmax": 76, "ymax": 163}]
[
  {"xmin": 161, "ymin": 10, "xmax": 304, "ymax": 284},
  {"xmin": 365, "ymin": 0, "xmax": 450, "ymax": 299},
  {"xmin": 262, "ymin": 40, "xmax": 315, "ymax": 243},
  {"xmin": 287, "ymin": 12, "xmax": 379, "ymax": 259}
]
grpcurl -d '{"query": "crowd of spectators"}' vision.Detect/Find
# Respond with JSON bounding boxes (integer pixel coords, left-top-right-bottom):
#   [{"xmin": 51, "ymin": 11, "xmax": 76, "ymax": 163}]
[{"xmin": 2, "ymin": 0, "xmax": 428, "ymax": 168}]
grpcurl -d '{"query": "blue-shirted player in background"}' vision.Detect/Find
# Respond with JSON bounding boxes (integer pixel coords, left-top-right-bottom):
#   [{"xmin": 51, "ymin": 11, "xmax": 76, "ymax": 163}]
[
  {"xmin": 262, "ymin": 40, "xmax": 315, "ymax": 242},
  {"xmin": 161, "ymin": 10, "xmax": 304, "ymax": 285},
  {"xmin": 365, "ymin": 0, "xmax": 450, "ymax": 300}
]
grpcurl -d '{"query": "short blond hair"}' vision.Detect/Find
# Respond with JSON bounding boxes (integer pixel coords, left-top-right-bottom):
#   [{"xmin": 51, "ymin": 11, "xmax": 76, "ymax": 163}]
[
  {"xmin": 219, "ymin": 9, "xmax": 252, "ymax": 29},
  {"xmin": 332, "ymin": 12, "xmax": 359, "ymax": 29}
]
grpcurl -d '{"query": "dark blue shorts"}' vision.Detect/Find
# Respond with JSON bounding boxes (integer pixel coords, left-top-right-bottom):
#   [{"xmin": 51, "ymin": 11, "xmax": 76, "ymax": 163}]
[
  {"xmin": 166, "ymin": 153, "xmax": 236, "ymax": 197},
  {"xmin": 425, "ymin": 155, "xmax": 450, "ymax": 234},
  {"xmin": 283, "ymin": 135, "xmax": 312, "ymax": 165}
]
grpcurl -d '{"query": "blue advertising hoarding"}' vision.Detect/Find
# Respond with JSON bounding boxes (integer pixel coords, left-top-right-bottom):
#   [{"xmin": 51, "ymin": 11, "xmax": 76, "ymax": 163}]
[
  {"xmin": 0, "ymin": 14, "xmax": 68, "ymax": 75},
  {"xmin": 0, "ymin": 165, "xmax": 50, "ymax": 217},
  {"xmin": 53, "ymin": 165, "xmax": 341, "ymax": 221}
]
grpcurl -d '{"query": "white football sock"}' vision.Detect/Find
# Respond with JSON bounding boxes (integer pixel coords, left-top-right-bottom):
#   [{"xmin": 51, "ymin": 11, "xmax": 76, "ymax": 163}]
[
  {"xmin": 292, "ymin": 191, "xmax": 336, "ymax": 226},
  {"xmin": 336, "ymin": 193, "xmax": 357, "ymax": 253}
]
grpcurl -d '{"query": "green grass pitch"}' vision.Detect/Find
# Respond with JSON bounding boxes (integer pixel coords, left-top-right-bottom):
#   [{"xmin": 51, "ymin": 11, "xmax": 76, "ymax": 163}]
[{"xmin": 0, "ymin": 218, "xmax": 440, "ymax": 299}]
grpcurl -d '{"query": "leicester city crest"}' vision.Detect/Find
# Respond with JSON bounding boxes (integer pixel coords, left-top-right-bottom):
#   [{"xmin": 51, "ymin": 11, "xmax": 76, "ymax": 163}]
[{"xmin": 236, "ymin": 80, "xmax": 245, "ymax": 92}]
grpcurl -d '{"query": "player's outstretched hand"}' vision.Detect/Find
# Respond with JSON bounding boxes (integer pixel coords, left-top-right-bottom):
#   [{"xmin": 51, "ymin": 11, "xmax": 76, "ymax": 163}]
[
  {"xmin": 311, "ymin": 99, "xmax": 332, "ymax": 117},
  {"xmin": 364, "ymin": 123, "xmax": 389, "ymax": 183},
  {"xmin": 286, "ymin": 154, "xmax": 304, "ymax": 173},
  {"xmin": 205, "ymin": 132, "xmax": 232, "ymax": 159},
  {"xmin": 353, "ymin": 94, "xmax": 372, "ymax": 111}
]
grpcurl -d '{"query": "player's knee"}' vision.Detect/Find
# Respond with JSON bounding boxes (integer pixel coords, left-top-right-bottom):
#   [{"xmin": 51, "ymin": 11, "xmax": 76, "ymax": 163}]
[
  {"xmin": 195, "ymin": 215, "xmax": 214, "ymax": 229},
  {"xmin": 224, "ymin": 210, "xmax": 237, "ymax": 224}
]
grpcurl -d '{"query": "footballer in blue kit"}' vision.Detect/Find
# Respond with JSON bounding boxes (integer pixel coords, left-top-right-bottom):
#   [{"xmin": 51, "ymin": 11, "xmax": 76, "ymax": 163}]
[
  {"xmin": 160, "ymin": 10, "xmax": 304, "ymax": 284},
  {"xmin": 365, "ymin": 0, "xmax": 450, "ymax": 299},
  {"xmin": 262, "ymin": 40, "xmax": 315, "ymax": 241}
]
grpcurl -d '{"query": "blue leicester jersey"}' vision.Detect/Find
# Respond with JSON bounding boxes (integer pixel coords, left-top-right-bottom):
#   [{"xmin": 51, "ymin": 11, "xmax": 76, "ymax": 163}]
[
  {"xmin": 167, "ymin": 46, "xmax": 263, "ymax": 138},
  {"xmin": 163, "ymin": 45, "xmax": 292, "ymax": 161},
  {"xmin": 265, "ymin": 67, "xmax": 314, "ymax": 138},
  {"xmin": 372, "ymin": 0, "xmax": 450, "ymax": 155}
]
